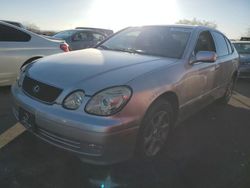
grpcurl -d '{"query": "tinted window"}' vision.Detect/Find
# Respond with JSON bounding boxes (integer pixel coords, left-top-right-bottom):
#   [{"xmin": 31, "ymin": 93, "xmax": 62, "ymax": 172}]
[
  {"xmin": 72, "ymin": 32, "xmax": 88, "ymax": 41},
  {"xmin": 194, "ymin": 31, "xmax": 216, "ymax": 54},
  {"xmin": 0, "ymin": 23, "xmax": 31, "ymax": 42},
  {"xmin": 53, "ymin": 30, "xmax": 76, "ymax": 40},
  {"xmin": 100, "ymin": 26, "xmax": 191, "ymax": 58},
  {"xmin": 225, "ymin": 38, "xmax": 233, "ymax": 54},
  {"xmin": 92, "ymin": 33, "xmax": 105, "ymax": 41},
  {"xmin": 212, "ymin": 32, "xmax": 229, "ymax": 57}
]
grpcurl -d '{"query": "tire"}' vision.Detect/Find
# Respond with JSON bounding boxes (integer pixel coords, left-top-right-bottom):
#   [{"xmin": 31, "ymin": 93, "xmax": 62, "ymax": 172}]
[
  {"xmin": 218, "ymin": 78, "xmax": 235, "ymax": 104},
  {"xmin": 136, "ymin": 99, "xmax": 175, "ymax": 161}
]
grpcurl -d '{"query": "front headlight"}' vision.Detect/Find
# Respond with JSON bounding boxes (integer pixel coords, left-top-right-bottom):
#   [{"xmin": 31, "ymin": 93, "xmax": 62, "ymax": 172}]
[
  {"xmin": 85, "ymin": 86, "xmax": 132, "ymax": 116},
  {"xmin": 63, "ymin": 90, "xmax": 84, "ymax": 110}
]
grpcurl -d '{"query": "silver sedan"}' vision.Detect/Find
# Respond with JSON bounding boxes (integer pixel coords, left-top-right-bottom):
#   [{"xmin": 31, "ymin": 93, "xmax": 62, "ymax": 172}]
[
  {"xmin": 12, "ymin": 25, "xmax": 239, "ymax": 165},
  {"xmin": 0, "ymin": 21, "xmax": 69, "ymax": 86}
]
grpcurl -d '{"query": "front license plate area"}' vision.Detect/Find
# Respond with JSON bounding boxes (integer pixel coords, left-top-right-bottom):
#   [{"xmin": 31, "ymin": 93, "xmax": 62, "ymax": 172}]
[{"xmin": 19, "ymin": 107, "xmax": 36, "ymax": 132}]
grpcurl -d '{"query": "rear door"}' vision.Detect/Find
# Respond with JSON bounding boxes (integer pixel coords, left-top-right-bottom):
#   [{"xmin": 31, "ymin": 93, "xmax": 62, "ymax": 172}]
[
  {"xmin": 211, "ymin": 31, "xmax": 233, "ymax": 97},
  {"xmin": 0, "ymin": 23, "xmax": 31, "ymax": 85}
]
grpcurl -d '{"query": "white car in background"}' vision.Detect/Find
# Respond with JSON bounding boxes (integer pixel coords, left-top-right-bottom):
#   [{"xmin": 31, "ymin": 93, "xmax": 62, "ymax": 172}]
[{"xmin": 0, "ymin": 21, "xmax": 69, "ymax": 86}]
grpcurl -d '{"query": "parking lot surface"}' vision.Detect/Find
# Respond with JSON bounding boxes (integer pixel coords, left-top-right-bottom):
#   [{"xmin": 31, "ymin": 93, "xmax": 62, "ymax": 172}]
[{"xmin": 0, "ymin": 80, "xmax": 250, "ymax": 188}]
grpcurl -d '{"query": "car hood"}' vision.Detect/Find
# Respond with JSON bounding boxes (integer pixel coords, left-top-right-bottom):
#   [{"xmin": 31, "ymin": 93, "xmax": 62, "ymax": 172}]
[{"xmin": 27, "ymin": 48, "xmax": 177, "ymax": 94}]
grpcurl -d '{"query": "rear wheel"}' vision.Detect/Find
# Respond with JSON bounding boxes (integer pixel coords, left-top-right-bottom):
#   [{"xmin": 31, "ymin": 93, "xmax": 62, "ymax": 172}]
[
  {"xmin": 136, "ymin": 99, "xmax": 175, "ymax": 160},
  {"xmin": 218, "ymin": 78, "xmax": 235, "ymax": 104}
]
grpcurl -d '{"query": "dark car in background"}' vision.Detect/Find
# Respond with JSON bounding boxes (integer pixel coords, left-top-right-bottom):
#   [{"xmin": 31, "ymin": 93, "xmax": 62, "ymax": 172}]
[
  {"xmin": 232, "ymin": 41, "xmax": 250, "ymax": 78},
  {"xmin": 53, "ymin": 29, "xmax": 109, "ymax": 51}
]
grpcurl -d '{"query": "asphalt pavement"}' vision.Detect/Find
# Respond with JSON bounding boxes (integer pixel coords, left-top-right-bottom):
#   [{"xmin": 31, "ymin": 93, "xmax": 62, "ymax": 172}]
[{"xmin": 0, "ymin": 80, "xmax": 250, "ymax": 188}]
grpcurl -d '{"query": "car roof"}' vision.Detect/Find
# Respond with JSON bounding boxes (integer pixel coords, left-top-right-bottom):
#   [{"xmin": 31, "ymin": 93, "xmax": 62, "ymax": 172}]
[
  {"xmin": 0, "ymin": 20, "xmax": 25, "ymax": 28},
  {"xmin": 127, "ymin": 24, "xmax": 221, "ymax": 32},
  {"xmin": 0, "ymin": 20, "xmax": 61, "ymax": 42},
  {"xmin": 0, "ymin": 20, "xmax": 26, "ymax": 30},
  {"xmin": 56, "ymin": 29, "xmax": 105, "ymax": 35}
]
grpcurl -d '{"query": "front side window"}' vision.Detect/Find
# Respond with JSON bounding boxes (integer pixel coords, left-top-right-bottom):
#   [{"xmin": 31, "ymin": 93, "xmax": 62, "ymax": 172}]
[
  {"xmin": 225, "ymin": 38, "xmax": 233, "ymax": 54},
  {"xmin": 211, "ymin": 32, "xmax": 229, "ymax": 57},
  {"xmin": 99, "ymin": 26, "xmax": 191, "ymax": 59},
  {"xmin": 0, "ymin": 23, "xmax": 31, "ymax": 42},
  {"xmin": 194, "ymin": 31, "xmax": 216, "ymax": 54}
]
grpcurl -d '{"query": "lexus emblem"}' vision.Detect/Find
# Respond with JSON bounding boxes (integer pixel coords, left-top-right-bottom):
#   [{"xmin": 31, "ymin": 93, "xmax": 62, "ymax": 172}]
[{"xmin": 33, "ymin": 85, "xmax": 40, "ymax": 94}]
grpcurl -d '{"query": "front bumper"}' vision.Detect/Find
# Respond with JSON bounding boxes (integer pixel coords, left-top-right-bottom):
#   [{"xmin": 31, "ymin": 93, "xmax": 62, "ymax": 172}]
[
  {"xmin": 239, "ymin": 65, "xmax": 250, "ymax": 78},
  {"xmin": 11, "ymin": 83, "xmax": 139, "ymax": 165}
]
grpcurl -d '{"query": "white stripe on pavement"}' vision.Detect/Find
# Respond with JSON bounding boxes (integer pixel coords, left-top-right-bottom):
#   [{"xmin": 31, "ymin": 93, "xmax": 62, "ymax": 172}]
[
  {"xmin": 0, "ymin": 123, "xmax": 26, "ymax": 149},
  {"xmin": 232, "ymin": 91, "xmax": 250, "ymax": 108}
]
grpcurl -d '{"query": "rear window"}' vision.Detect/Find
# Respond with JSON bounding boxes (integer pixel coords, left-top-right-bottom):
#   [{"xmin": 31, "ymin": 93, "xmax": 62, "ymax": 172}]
[
  {"xmin": 0, "ymin": 23, "xmax": 31, "ymax": 42},
  {"xmin": 211, "ymin": 32, "xmax": 229, "ymax": 57},
  {"xmin": 53, "ymin": 30, "xmax": 76, "ymax": 39}
]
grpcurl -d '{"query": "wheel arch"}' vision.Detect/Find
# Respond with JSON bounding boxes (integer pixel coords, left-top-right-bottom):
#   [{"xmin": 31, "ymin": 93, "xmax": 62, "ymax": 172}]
[
  {"xmin": 156, "ymin": 91, "xmax": 179, "ymax": 122},
  {"xmin": 142, "ymin": 90, "xmax": 180, "ymax": 124},
  {"xmin": 134, "ymin": 90, "xmax": 180, "ymax": 158},
  {"xmin": 232, "ymin": 70, "xmax": 238, "ymax": 81},
  {"xmin": 21, "ymin": 56, "xmax": 43, "ymax": 69}
]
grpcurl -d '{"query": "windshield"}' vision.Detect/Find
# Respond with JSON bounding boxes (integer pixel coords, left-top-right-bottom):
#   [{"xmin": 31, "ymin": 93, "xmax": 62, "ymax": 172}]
[
  {"xmin": 99, "ymin": 26, "xmax": 191, "ymax": 58},
  {"xmin": 233, "ymin": 43, "xmax": 250, "ymax": 54},
  {"xmin": 53, "ymin": 30, "xmax": 76, "ymax": 39}
]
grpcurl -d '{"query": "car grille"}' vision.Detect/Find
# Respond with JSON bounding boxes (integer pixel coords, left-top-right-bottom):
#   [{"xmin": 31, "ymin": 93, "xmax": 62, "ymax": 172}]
[{"xmin": 22, "ymin": 76, "xmax": 62, "ymax": 104}]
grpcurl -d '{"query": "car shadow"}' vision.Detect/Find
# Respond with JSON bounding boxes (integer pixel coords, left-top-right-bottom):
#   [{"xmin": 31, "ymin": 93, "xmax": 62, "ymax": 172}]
[
  {"xmin": 1, "ymin": 85, "xmax": 250, "ymax": 188},
  {"xmin": 82, "ymin": 102, "xmax": 250, "ymax": 188},
  {"xmin": 235, "ymin": 79, "xmax": 250, "ymax": 98},
  {"xmin": 0, "ymin": 86, "xmax": 16, "ymax": 133}
]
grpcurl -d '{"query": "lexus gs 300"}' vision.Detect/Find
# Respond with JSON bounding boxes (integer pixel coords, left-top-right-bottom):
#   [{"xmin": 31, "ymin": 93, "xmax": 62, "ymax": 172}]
[{"xmin": 12, "ymin": 25, "xmax": 239, "ymax": 164}]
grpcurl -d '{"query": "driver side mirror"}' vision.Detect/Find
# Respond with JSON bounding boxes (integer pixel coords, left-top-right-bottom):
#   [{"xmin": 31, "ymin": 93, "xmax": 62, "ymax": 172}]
[{"xmin": 190, "ymin": 51, "xmax": 217, "ymax": 64}]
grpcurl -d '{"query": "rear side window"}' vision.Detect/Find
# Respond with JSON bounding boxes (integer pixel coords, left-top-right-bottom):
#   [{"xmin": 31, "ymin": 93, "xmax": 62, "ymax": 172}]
[
  {"xmin": 0, "ymin": 23, "xmax": 31, "ymax": 42},
  {"xmin": 225, "ymin": 38, "xmax": 233, "ymax": 54},
  {"xmin": 72, "ymin": 31, "xmax": 88, "ymax": 41},
  {"xmin": 211, "ymin": 32, "xmax": 229, "ymax": 57},
  {"xmin": 92, "ymin": 33, "xmax": 105, "ymax": 41}
]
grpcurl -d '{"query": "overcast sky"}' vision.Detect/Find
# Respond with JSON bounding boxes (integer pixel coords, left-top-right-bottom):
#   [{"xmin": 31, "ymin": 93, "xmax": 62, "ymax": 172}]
[{"xmin": 1, "ymin": 0, "xmax": 249, "ymax": 39}]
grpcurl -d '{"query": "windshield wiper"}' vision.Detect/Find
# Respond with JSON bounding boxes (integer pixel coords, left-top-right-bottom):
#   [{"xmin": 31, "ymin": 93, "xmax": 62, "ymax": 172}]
[
  {"xmin": 98, "ymin": 46, "xmax": 148, "ymax": 55},
  {"xmin": 111, "ymin": 48, "xmax": 145, "ymax": 54},
  {"xmin": 98, "ymin": 46, "xmax": 168, "ymax": 57},
  {"xmin": 98, "ymin": 45, "xmax": 110, "ymax": 50}
]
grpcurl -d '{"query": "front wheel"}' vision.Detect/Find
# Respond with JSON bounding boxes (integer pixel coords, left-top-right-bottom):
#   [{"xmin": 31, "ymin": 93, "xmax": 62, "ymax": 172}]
[{"xmin": 136, "ymin": 99, "xmax": 175, "ymax": 160}]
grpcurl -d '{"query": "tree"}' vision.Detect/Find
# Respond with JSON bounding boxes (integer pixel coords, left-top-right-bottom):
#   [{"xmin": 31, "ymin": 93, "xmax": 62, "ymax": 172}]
[
  {"xmin": 24, "ymin": 23, "xmax": 40, "ymax": 33},
  {"xmin": 23, "ymin": 22, "xmax": 56, "ymax": 36},
  {"xmin": 176, "ymin": 18, "xmax": 217, "ymax": 29}
]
